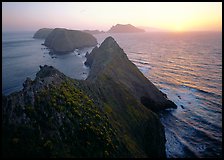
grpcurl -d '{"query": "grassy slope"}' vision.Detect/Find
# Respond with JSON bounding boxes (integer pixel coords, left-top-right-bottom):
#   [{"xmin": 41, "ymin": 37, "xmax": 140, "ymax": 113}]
[{"xmin": 2, "ymin": 79, "xmax": 125, "ymax": 158}]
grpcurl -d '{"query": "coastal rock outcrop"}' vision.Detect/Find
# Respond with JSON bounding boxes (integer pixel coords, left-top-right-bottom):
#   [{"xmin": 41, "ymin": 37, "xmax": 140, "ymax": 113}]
[
  {"xmin": 33, "ymin": 28, "xmax": 53, "ymax": 39},
  {"xmin": 2, "ymin": 37, "xmax": 177, "ymax": 158},
  {"xmin": 85, "ymin": 36, "xmax": 177, "ymax": 112},
  {"xmin": 107, "ymin": 24, "xmax": 145, "ymax": 33},
  {"xmin": 2, "ymin": 65, "xmax": 125, "ymax": 158},
  {"xmin": 44, "ymin": 28, "xmax": 97, "ymax": 53}
]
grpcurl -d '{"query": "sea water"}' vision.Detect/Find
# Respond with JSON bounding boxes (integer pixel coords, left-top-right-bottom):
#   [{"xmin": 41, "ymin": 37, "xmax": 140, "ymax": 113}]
[
  {"xmin": 2, "ymin": 31, "xmax": 222, "ymax": 158},
  {"xmin": 2, "ymin": 31, "xmax": 91, "ymax": 95}
]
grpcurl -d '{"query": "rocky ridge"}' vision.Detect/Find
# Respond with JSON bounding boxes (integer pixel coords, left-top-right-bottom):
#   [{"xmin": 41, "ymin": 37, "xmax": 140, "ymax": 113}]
[{"xmin": 2, "ymin": 37, "xmax": 177, "ymax": 158}]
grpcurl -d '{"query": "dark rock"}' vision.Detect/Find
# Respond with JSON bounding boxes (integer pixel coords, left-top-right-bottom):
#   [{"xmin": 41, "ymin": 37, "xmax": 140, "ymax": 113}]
[
  {"xmin": 44, "ymin": 28, "xmax": 97, "ymax": 53},
  {"xmin": 85, "ymin": 51, "xmax": 89, "ymax": 57},
  {"xmin": 85, "ymin": 36, "xmax": 177, "ymax": 111},
  {"xmin": 23, "ymin": 77, "xmax": 32, "ymax": 89},
  {"xmin": 33, "ymin": 28, "xmax": 53, "ymax": 39}
]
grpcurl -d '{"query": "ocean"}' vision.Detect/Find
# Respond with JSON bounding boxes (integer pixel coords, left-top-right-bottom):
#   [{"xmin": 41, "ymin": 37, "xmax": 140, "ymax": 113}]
[{"xmin": 2, "ymin": 31, "xmax": 222, "ymax": 158}]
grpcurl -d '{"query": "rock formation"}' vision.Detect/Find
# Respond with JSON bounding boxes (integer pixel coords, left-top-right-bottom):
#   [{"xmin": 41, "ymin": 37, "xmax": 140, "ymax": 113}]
[
  {"xmin": 33, "ymin": 28, "xmax": 53, "ymax": 39},
  {"xmin": 2, "ymin": 37, "xmax": 177, "ymax": 158},
  {"xmin": 107, "ymin": 24, "xmax": 145, "ymax": 33},
  {"xmin": 44, "ymin": 28, "xmax": 97, "ymax": 53},
  {"xmin": 85, "ymin": 36, "xmax": 177, "ymax": 112}
]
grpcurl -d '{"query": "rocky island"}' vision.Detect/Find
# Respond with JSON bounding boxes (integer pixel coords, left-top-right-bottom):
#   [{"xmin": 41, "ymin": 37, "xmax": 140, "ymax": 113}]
[
  {"xmin": 33, "ymin": 28, "xmax": 53, "ymax": 39},
  {"xmin": 43, "ymin": 28, "xmax": 97, "ymax": 53},
  {"xmin": 107, "ymin": 24, "xmax": 145, "ymax": 33},
  {"xmin": 2, "ymin": 37, "xmax": 176, "ymax": 158}
]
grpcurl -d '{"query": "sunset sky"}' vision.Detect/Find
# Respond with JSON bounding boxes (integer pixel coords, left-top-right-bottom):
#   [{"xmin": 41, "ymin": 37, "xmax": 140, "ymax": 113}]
[{"xmin": 2, "ymin": 2, "xmax": 222, "ymax": 32}]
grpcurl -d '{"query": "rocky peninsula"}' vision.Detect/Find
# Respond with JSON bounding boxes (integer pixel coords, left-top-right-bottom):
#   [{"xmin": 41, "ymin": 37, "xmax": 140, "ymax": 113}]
[
  {"xmin": 108, "ymin": 24, "xmax": 145, "ymax": 33},
  {"xmin": 2, "ymin": 37, "xmax": 176, "ymax": 158},
  {"xmin": 43, "ymin": 28, "xmax": 97, "ymax": 53}
]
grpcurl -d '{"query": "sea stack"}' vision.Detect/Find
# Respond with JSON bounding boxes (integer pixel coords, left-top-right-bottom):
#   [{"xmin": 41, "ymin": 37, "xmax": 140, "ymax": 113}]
[{"xmin": 44, "ymin": 28, "xmax": 97, "ymax": 53}]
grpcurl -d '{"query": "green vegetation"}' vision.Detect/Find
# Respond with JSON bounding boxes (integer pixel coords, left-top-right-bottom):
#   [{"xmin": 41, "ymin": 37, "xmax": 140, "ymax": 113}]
[{"xmin": 2, "ymin": 80, "xmax": 121, "ymax": 158}]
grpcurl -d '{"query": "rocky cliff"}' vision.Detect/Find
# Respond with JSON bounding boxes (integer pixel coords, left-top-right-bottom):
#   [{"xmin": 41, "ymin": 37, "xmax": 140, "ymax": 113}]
[
  {"xmin": 2, "ymin": 37, "xmax": 177, "ymax": 158},
  {"xmin": 85, "ymin": 37, "xmax": 177, "ymax": 112},
  {"xmin": 107, "ymin": 24, "xmax": 145, "ymax": 33},
  {"xmin": 2, "ymin": 65, "xmax": 126, "ymax": 158},
  {"xmin": 33, "ymin": 28, "xmax": 53, "ymax": 39},
  {"xmin": 44, "ymin": 28, "xmax": 97, "ymax": 53}
]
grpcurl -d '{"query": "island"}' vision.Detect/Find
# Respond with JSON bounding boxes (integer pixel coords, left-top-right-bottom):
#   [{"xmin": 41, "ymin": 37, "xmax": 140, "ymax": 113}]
[
  {"xmin": 2, "ymin": 37, "xmax": 176, "ymax": 158},
  {"xmin": 107, "ymin": 24, "xmax": 145, "ymax": 33},
  {"xmin": 33, "ymin": 28, "xmax": 53, "ymax": 39},
  {"xmin": 44, "ymin": 28, "xmax": 98, "ymax": 53}
]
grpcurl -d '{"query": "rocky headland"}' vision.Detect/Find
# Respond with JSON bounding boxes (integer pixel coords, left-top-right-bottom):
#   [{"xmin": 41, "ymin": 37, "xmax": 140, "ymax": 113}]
[
  {"xmin": 43, "ymin": 28, "xmax": 97, "ymax": 53},
  {"xmin": 107, "ymin": 24, "xmax": 145, "ymax": 33},
  {"xmin": 33, "ymin": 28, "xmax": 53, "ymax": 39},
  {"xmin": 2, "ymin": 36, "xmax": 177, "ymax": 158}
]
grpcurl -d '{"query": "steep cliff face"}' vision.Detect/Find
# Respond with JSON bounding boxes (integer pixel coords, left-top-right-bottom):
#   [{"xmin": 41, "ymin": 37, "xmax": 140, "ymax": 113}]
[
  {"xmin": 44, "ymin": 28, "xmax": 97, "ymax": 53},
  {"xmin": 33, "ymin": 28, "xmax": 53, "ymax": 39},
  {"xmin": 83, "ymin": 37, "xmax": 178, "ymax": 157},
  {"xmin": 85, "ymin": 37, "xmax": 177, "ymax": 112},
  {"xmin": 107, "ymin": 24, "xmax": 145, "ymax": 33}
]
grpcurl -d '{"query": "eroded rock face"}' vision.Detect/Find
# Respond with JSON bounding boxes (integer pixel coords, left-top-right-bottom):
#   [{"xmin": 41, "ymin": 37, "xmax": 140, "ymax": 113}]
[
  {"xmin": 33, "ymin": 28, "xmax": 53, "ymax": 39},
  {"xmin": 44, "ymin": 28, "xmax": 97, "ymax": 53}
]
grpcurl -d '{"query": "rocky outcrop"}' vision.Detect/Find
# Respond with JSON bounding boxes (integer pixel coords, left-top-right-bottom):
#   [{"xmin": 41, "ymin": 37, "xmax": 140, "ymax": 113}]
[
  {"xmin": 107, "ymin": 24, "xmax": 145, "ymax": 33},
  {"xmin": 85, "ymin": 36, "xmax": 177, "ymax": 112},
  {"xmin": 33, "ymin": 28, "xmax": 53, "ymax": 39},
  {"xmin": 82, "ymin": 37, "xmax": 176, "ymax": 157},
  {"xmin": 44, "ymin": 28, "xmax": 97, "ymax": 53},
  {"xmin": 2, "ymin": 65, "xmax": 126, "ymax": 158},
  {"xmin": 2, "ymin": 37, "xmax": 177, "ymax": 158}
]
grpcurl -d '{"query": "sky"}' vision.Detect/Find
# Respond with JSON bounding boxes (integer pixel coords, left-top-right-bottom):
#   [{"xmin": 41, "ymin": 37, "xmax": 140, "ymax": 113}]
[{"xmin": 2, "ymin": 2, "xmax": 222, "ymax": 32}]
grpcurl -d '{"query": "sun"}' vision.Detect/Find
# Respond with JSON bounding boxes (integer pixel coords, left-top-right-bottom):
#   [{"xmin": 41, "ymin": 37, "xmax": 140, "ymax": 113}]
[{"xmin": 173, "ymin": 25, "xmax": 184, "ymax": 32}]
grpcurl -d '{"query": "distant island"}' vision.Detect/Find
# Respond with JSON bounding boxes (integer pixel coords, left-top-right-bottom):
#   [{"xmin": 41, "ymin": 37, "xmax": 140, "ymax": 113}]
[
  {"xmin": 2, "ymin": 36, "xmax": 176, "ymax": 158},
  {"xmin": 107, "ymin": 24, "xmax": 145, "ymax": 33},
  {"xmin": 33, "ymin": 28, "xmax": 104, "ymax": 40},
  {"xmin": 33, "ymin": 28, "xmax": 98, "ymax": 53},
  {"xmin": 43, "ymin": 28, "xmax": 97, "ymax": 53}
]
